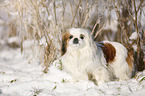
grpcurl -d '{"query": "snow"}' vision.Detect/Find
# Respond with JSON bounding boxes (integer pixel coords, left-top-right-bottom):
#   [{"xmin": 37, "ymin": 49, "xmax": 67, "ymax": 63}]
[
  {"xmin": 129, "ymin": 32, "xmax": 138, "ymax": 40},
  {"xmin": 132, "ymin": 44, "xmax": 137, "ymax": 52},
  {"xmin": 103, "ymin": 17, "xmax": 118, "ymax": 32},
  {"xmin": 0, "ymin": 38, "xmax": 145, "ymax": 96}
]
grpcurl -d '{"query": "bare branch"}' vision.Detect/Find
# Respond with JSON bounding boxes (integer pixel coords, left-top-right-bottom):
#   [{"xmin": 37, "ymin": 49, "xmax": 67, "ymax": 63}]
[
  {"xmin": 53, "ymin": 0, "xmax": 57, "ymax": 26},
  {"xmin": 69, "ymin": 0, "xmax": 74, "ymax": 17},
  {"xmin": 137, "ymin": 0, "xmax": 144, "ymax": 12},
  {"xmin": 91, "ymin": 17, "xmax": 100, "ymax": 36},
  {"xmin": 71, "ymin": 0, "xmax": 81, "ymax": 27},
  {"xmin": 94, "ymin": 18, "xmax": 107, "ymax": 39}
]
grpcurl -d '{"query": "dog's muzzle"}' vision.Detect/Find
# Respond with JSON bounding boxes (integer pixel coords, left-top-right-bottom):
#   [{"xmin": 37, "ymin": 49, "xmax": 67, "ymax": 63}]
[{"xmin": 73, "ymin": 38, "xmax": 79, "ymax": 44}]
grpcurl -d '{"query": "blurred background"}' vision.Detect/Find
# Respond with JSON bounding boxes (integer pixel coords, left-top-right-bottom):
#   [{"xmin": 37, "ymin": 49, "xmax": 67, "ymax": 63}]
[{"xmin": 0, "ymin": 0, "xmax": 144, "ymax": 73}]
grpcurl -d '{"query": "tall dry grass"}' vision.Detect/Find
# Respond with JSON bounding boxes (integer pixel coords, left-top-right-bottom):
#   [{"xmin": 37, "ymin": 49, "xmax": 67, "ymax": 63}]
[
  {"xmin": 1, "ymin": 0, "xmax": 110, "ymax": 72},
  {"xmin": 113, "ymin": 0, "xmax": 145, "ymax": 72},
  {"xmin": 1, "ymin": 0, "xmax": 144, "ymax": 72}
]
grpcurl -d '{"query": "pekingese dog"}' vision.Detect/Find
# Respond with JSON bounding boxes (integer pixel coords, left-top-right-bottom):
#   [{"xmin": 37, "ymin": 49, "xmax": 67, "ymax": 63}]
[{"xmin": 60, "ymin": 28, "xmax": 134, "ymax": 85}]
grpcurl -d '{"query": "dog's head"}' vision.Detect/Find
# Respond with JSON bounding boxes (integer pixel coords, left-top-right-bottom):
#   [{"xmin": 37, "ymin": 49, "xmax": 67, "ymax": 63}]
[{"xmin": 61, "ymin": 28, "xmax": 93, "ymax": 56}]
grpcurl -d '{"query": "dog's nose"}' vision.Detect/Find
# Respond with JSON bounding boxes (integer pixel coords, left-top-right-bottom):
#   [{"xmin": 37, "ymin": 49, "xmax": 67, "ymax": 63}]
[{"xmin": 73, "ymin": 38, "xmax": 79, "ymax": 44}]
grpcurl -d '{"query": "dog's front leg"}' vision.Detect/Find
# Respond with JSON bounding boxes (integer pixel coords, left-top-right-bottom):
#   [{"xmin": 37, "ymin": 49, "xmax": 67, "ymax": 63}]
[{"xmin": 92, "ymin": 67, "xmax": 111, "ymax": 85}]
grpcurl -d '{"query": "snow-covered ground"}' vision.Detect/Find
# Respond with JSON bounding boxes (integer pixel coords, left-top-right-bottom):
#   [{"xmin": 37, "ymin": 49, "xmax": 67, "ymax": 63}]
[{"xmin": 0, "ymin": 38, "xmax": 145, "ymax": 96}]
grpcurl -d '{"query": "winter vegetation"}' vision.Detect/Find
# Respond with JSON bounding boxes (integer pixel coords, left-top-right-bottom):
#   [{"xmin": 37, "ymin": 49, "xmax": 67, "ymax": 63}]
[{"xmin": 0, "ymin": 0, "xmax": 145, "ymax": 95}]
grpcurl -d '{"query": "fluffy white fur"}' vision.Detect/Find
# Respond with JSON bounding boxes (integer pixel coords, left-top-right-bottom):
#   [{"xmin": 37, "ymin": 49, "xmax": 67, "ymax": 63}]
[
  {"xmin": 105, "ymin": 41, "xmax": 133, "ymax": 80},
  {"xmin": 60, "ymin": 28, "xmax": 133, "ymax": 85}
]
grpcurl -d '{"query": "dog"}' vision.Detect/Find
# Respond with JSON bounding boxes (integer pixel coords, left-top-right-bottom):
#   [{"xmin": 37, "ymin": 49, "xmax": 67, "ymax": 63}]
[{"xmin": 60, "ymin": 28, "xmax": 134, "ymax": 85}]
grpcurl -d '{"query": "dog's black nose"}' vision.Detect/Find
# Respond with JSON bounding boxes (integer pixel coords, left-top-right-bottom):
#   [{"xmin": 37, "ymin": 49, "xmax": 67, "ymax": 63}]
[{"xmin": 73, "ymin": 38, "xmax": 79, "ymax": 44}]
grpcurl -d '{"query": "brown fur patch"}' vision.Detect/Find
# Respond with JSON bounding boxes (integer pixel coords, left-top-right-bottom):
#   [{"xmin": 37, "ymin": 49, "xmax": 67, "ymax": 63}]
[
  {"xmin": 61, "ymin": 32, "xmax": 72, "ymax": 56},
  {"xmin": 126, "ymin": 52, "xmax": 134, "ymax": 71},
  {"xmin": 99, "ymin": 42, "xmax": 116, "ymax": 63}
]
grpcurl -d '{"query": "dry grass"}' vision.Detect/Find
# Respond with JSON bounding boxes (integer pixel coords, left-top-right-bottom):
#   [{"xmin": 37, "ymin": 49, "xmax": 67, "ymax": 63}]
[
  {"xmin": 1, "ymin": 0, "xmax": 110, "ymax": 72},
  {"xmin": 1, "ymin": 0, "xmax": 145, "ymax": 72},
  {"xmin": 113, "ymin": 0, "xmax": 145, "ymax": 71}
]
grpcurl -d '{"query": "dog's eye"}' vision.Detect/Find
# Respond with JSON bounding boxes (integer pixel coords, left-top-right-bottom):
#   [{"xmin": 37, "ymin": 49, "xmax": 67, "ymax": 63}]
[
  {"xmin": 80, "ymin": 36, "xmax": 84, "ymax": 39},
  {"xmin": 69, "ymin": 35, "xmax": 73, "ymax": 39},
  {"xmin": 80, "ymin": 34, "xmax": 85, "ymax": 39}
]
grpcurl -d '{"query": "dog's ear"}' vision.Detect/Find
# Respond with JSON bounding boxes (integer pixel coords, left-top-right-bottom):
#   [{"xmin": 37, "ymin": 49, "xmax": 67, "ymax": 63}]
[
  {"xmin": 61, "ymin": 38, "xmax": 67, "ymax": 56},
  {"xmin": 61, "ymin": 32, "xmax": 69, "ymax": 56}
]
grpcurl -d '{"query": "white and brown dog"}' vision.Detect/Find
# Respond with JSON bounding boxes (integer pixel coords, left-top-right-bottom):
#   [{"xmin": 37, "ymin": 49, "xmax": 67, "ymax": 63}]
[{"xmin": 60, "ymin": 28, "xmax": 134, "ymax": 85}]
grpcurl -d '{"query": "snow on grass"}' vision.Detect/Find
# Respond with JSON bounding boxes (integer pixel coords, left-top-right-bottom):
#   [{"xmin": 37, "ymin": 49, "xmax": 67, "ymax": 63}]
[
  {"xmin": 0, "ymin": 39, "xmax": 145, "ymax": 96},
  {"xmin": 129, "ymin": 32, "xmax": 138, "ymax": 40}
]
